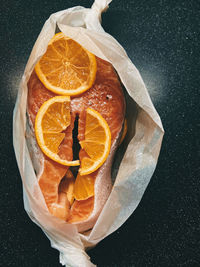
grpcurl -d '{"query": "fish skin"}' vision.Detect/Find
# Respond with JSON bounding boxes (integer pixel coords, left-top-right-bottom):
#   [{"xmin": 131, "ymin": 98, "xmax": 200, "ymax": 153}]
[{"xmin": 27, "ymin": 57, "xmax": 125, "ymax": 231}]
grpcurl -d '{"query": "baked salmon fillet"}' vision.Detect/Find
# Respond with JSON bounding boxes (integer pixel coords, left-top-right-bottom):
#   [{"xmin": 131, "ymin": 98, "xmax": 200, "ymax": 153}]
[{"xmin": 27, "ymin": 57, "xmax": 125, "ymax": 232}]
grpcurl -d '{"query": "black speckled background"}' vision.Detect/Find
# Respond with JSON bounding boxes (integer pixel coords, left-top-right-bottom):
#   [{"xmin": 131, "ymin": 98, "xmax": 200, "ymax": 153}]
[{"xmin": 0, "ymin": 0, "xmax": 199, "ymax": 266}]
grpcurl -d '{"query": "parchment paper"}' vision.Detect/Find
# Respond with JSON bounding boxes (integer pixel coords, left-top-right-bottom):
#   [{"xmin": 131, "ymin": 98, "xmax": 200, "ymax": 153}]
[{"xmin": 13, "ymin": 0, "xmax": 164, "ymax": 266}]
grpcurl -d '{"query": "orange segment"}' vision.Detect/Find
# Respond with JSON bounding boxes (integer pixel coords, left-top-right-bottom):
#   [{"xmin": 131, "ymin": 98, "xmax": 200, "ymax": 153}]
[
  {"xmin": 35, "ymin": 96, "xmax": 80, "ymax": 166},
  {"xmin": 35, "ymin": 32, "xmax": 97, "ymax": 96},
  {"xmin": 79, "ymin": 108, "xmax": 111, "ymax": 175},
  {"xmin": 73, "ymin": 173, "xmax": 95, "ymax": 201},
  {"xmin": 59, "ymin": 170, "xmax": 75, "ymax": 205},
  {"xmin": 43, "ymin": 132, "xmax": 65, "ymax": 153}
]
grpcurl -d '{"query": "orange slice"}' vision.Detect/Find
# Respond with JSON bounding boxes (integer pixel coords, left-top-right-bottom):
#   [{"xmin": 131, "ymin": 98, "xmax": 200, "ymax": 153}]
[
  {"xmin": 35, "ymin": 96, "xmax": 80, "ymax": 166},
  {"xmin": 35, "ymin": 32, "xmax": 97, "ymax": 96},
  {"xmin": 79, "ymin": 108, "xmax": 111, "ymax": 175},
  {"xmin": 73, "ymin": 173, "xmax": 95, "ymax": 200},
  {"xmin": 59, "ymin": 170, "xmax": 75, "ymax": 205}
]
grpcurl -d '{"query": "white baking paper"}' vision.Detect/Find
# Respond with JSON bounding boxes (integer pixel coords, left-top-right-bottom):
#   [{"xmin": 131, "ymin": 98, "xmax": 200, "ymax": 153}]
[{"xmin": 13, "ymin": 0, "xmax": 164, "ymax": 266}]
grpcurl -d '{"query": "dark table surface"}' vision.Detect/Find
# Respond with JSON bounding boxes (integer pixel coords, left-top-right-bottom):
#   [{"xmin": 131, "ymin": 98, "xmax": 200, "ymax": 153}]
[{"xmin": 0, "ymin": 0, "xmax": 199, "ymax": 266}]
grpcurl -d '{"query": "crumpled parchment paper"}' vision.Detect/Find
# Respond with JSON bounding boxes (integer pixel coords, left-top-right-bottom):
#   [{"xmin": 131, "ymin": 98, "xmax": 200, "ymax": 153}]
[{"xmin": 13, "ymin": 0, "xmax": 164, "ymax": 266}]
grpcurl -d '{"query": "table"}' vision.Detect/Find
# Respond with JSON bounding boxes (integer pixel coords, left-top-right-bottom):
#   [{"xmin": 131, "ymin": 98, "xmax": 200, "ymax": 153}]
[{"xmin": 0, "ymin": 0, "xmax": 199, "ymax": 266}]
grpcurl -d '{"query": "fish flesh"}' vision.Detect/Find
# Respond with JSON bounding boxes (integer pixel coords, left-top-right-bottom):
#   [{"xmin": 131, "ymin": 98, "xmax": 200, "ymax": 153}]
[{"xmin": 27, "ymin": 57, "xmax": 125, "ymax": 232}]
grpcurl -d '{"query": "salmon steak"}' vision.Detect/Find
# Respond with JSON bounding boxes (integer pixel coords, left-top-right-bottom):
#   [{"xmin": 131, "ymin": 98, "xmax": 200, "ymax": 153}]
[{"xmin": 27, "ymin": 56, "xmax": 125, "ymax": 232}]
